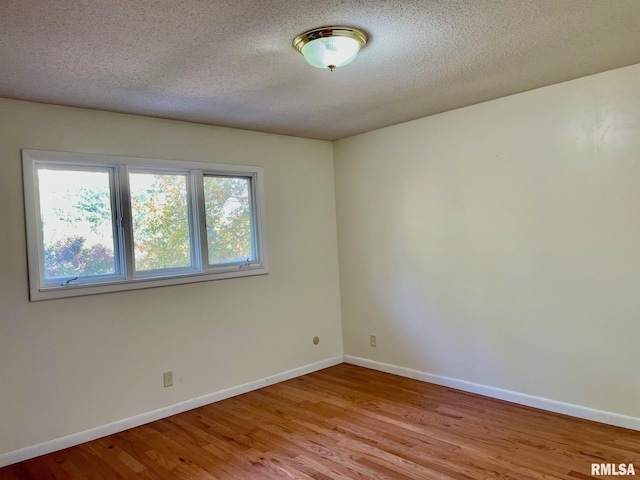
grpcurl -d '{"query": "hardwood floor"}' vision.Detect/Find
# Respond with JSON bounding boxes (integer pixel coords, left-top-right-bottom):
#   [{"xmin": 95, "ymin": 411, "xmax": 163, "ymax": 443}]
[{"xmin": 1, "ymin": 364, "xmax": 639, "ymax": 479}]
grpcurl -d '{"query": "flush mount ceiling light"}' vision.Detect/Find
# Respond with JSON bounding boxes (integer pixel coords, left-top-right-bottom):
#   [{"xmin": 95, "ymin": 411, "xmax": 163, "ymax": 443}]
[{"xmin": 293, "ymin": 26, "xmax": 368, "ymax": 71}]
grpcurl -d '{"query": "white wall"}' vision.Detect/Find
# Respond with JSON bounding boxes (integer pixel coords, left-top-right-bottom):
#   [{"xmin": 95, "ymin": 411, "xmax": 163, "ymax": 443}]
[
  {"xmin": 0, "ymin": 99, "xmax": 343, "ymax": 455},
  {"xmin": 334, "ymin": 64, "xmax": 640, "ymax": 419}
]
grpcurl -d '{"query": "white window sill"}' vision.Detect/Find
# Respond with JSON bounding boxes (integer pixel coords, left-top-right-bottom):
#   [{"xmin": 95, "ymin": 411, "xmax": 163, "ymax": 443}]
[{"xmin": 31, "ymin": 264, "xmax": 268, "ymax": 301}]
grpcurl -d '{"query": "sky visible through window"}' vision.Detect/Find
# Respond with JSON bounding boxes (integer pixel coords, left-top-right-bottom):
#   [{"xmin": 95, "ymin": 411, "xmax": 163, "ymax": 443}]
[{"xmin": 38, "ymin": 168, "xmax": 116, "ymax": 279}]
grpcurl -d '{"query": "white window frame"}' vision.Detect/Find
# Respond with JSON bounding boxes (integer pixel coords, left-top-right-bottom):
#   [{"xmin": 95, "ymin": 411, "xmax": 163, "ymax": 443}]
[{"xmin": 22, "ymin": 149, "xmax": 268, "ymax": 301}]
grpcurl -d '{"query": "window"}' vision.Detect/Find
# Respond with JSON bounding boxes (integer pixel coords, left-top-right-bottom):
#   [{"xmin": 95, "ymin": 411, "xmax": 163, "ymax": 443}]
[
  {"xmin": 203, "ymin": 175, "xmax": 255, "ymax": 265},
  {"xmin": 22, "ymin": 150, "xmax": 268, "ymax": 300},
  {"xmin": 129, "ymin": 170, "xmax": 195, "ymax": 274}
]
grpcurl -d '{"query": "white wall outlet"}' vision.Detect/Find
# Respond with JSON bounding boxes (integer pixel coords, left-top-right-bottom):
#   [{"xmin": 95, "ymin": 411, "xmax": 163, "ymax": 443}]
[
  {"xmin": 163, "ymin": 371, "xmax": 173, "ymax": 388},
  {"xmin": 370, "ymin": 335, "xmax": 377, "ymax": 347}
]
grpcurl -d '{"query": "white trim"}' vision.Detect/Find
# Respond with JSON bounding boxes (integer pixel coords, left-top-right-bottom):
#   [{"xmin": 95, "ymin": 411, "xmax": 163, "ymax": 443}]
[
  {"xmin": 0, "ymin": 356, "xmax": 343, "ymax": 468},
  {"xmin": 22, "ymin": 149, "xmax": 264, "ymax": 174},
  {"xmin": 344, "ymin": 355, "xmax": 640, "ymax": 432}
]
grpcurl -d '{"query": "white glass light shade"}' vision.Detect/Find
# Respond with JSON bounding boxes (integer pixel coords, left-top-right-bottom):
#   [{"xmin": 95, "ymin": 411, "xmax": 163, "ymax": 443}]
[
  {"xmin": 300, "ymin": 36, "xmax": 361, "ymax": 69},
  {"xmin": 293, "ymin": 26, "xmax": 367, "ymax": 71}
]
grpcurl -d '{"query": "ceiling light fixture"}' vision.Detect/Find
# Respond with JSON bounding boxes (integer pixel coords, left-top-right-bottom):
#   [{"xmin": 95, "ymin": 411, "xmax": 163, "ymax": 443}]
[{"xmin": 293, "ymin": 26, "xmax": 368, "ymax": 72}]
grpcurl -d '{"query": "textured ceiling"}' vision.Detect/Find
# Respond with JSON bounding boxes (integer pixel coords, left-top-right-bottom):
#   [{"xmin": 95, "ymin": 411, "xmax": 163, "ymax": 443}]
[{"xmin": 1, "ymin": 1, "xmax": 640, "ymax": 140}]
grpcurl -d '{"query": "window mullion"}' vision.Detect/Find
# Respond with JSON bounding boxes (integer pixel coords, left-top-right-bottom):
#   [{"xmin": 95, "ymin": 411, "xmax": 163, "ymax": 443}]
[
  {"xmin": 118, "ymin": 165, "xmax": 136, "ymax": 280},
  {"xmin": 251, "ymin": 171, "xmax": 266, "ymax": 267},
  {"xmin": 192, "ymin": 169, "xmax": 209, "ymax": 270},
  {"xmin": 249, "ymin": 175, "xmax": 259, "ymax": 263},
  {"xmin": 109, "ymin": 165, "xmax": 125, "ymax": 279}
]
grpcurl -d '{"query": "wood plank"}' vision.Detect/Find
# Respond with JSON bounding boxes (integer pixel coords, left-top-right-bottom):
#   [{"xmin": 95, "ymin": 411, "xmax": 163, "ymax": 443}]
[{"xmin": 1, "ymin": 364, "xmax": 639, "ymax": 479}]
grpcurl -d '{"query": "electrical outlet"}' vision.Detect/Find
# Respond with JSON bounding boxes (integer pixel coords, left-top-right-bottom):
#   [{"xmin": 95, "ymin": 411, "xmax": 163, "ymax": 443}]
[
  {"xmin": 163, "ymin": 371, "xmax": 173, "ymax": 388},
  {"xmin": 370, "ymin": 335, "xmax": 377, "ymax": 347}
]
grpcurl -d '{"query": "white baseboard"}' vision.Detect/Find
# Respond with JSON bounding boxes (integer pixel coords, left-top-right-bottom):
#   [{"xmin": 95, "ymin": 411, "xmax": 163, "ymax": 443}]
[
  {"xmin": 0, "ymin": 355, "xmax": 343, "ymax": 468},
  {"xmin": 344, "ymin": 355, "xmax": 640, "ymax": 432},
  {"xmin": 5, "ymin": 354, "xmax": 637, "ymax": 469}
]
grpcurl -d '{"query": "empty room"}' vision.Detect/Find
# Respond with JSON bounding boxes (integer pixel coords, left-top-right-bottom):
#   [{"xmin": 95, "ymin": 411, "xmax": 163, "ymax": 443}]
[{"xmin": 1, "ymin": 1, "xmax": 639, "ymax": 478}]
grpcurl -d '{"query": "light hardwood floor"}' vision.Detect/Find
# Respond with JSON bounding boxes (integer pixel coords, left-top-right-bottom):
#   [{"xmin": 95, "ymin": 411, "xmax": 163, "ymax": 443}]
[{"xmin": 1, "ymin": 364, "xmax": 639, "ymax": 479}]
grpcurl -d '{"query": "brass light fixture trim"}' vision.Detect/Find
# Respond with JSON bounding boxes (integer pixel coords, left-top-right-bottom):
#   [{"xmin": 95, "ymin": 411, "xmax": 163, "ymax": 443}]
[{"xmin": 293, "ymin": 26, "xmax": 368, "ymax": 71}]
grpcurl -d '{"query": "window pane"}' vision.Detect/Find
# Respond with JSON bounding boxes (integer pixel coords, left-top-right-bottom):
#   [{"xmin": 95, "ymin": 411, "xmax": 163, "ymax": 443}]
[
  {"xmin": 204, "ymin": 176, "xmax": 253, "ymax": 265},
  {"xmin": 38, "ymin": 168, "xmax": 116, "ymax": 279},
  {"xmin": 129, "ymin": 172, "xmax": 192, "ymax": 271}
]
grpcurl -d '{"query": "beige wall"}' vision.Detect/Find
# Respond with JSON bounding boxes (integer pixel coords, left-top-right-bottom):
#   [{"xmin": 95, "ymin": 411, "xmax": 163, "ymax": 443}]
[
  {"xmin": 334, "ymin": 64, "xmax": 640, "ymax": 418},
  {"xmin": 0, "ymin": 99, "xmax": 343, "ymax": 454}
]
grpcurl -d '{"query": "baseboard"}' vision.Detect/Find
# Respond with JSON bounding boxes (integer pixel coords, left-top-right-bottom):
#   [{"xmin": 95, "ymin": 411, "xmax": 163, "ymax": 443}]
[
  {"xmin": 0, "ymin": 355, "xmax": 343, "ymax": 468},
  {"xmin": 5, "ymin": 354, "xmax": 637, "ymax": 468},
  {"xmin": 344, "ymin": 355, "xmax": 640, "ymax": 432}
]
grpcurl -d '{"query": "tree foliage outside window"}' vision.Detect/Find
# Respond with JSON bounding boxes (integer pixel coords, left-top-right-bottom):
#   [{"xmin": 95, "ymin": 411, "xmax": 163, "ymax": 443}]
[
  {"xmin": 44, "ymin": 236, "xmax": 115, "ymax": 278},
  {"xmin": 24, "ymin": 149, "xmax": 267, "ymax": 300},
  {"xmin": 130, "ymin": 172, "xmax": 192, "ymax": 271},
  {"xmin": 39, "ymin": 169, "xmax": 116, "ymax": 279},
  {"xmin": 204, "ymin": 176, "xmax": 252, "ymax": 264},
  {"xmin": 43, "ymin": 173, "xmax": 254, "ymax": 276}
]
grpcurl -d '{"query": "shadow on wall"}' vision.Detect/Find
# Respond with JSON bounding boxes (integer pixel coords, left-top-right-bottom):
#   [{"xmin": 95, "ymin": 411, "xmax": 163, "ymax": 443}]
[{"xmin": 364, "ymin": 158, "xmax": 578, "ymax": 391}]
